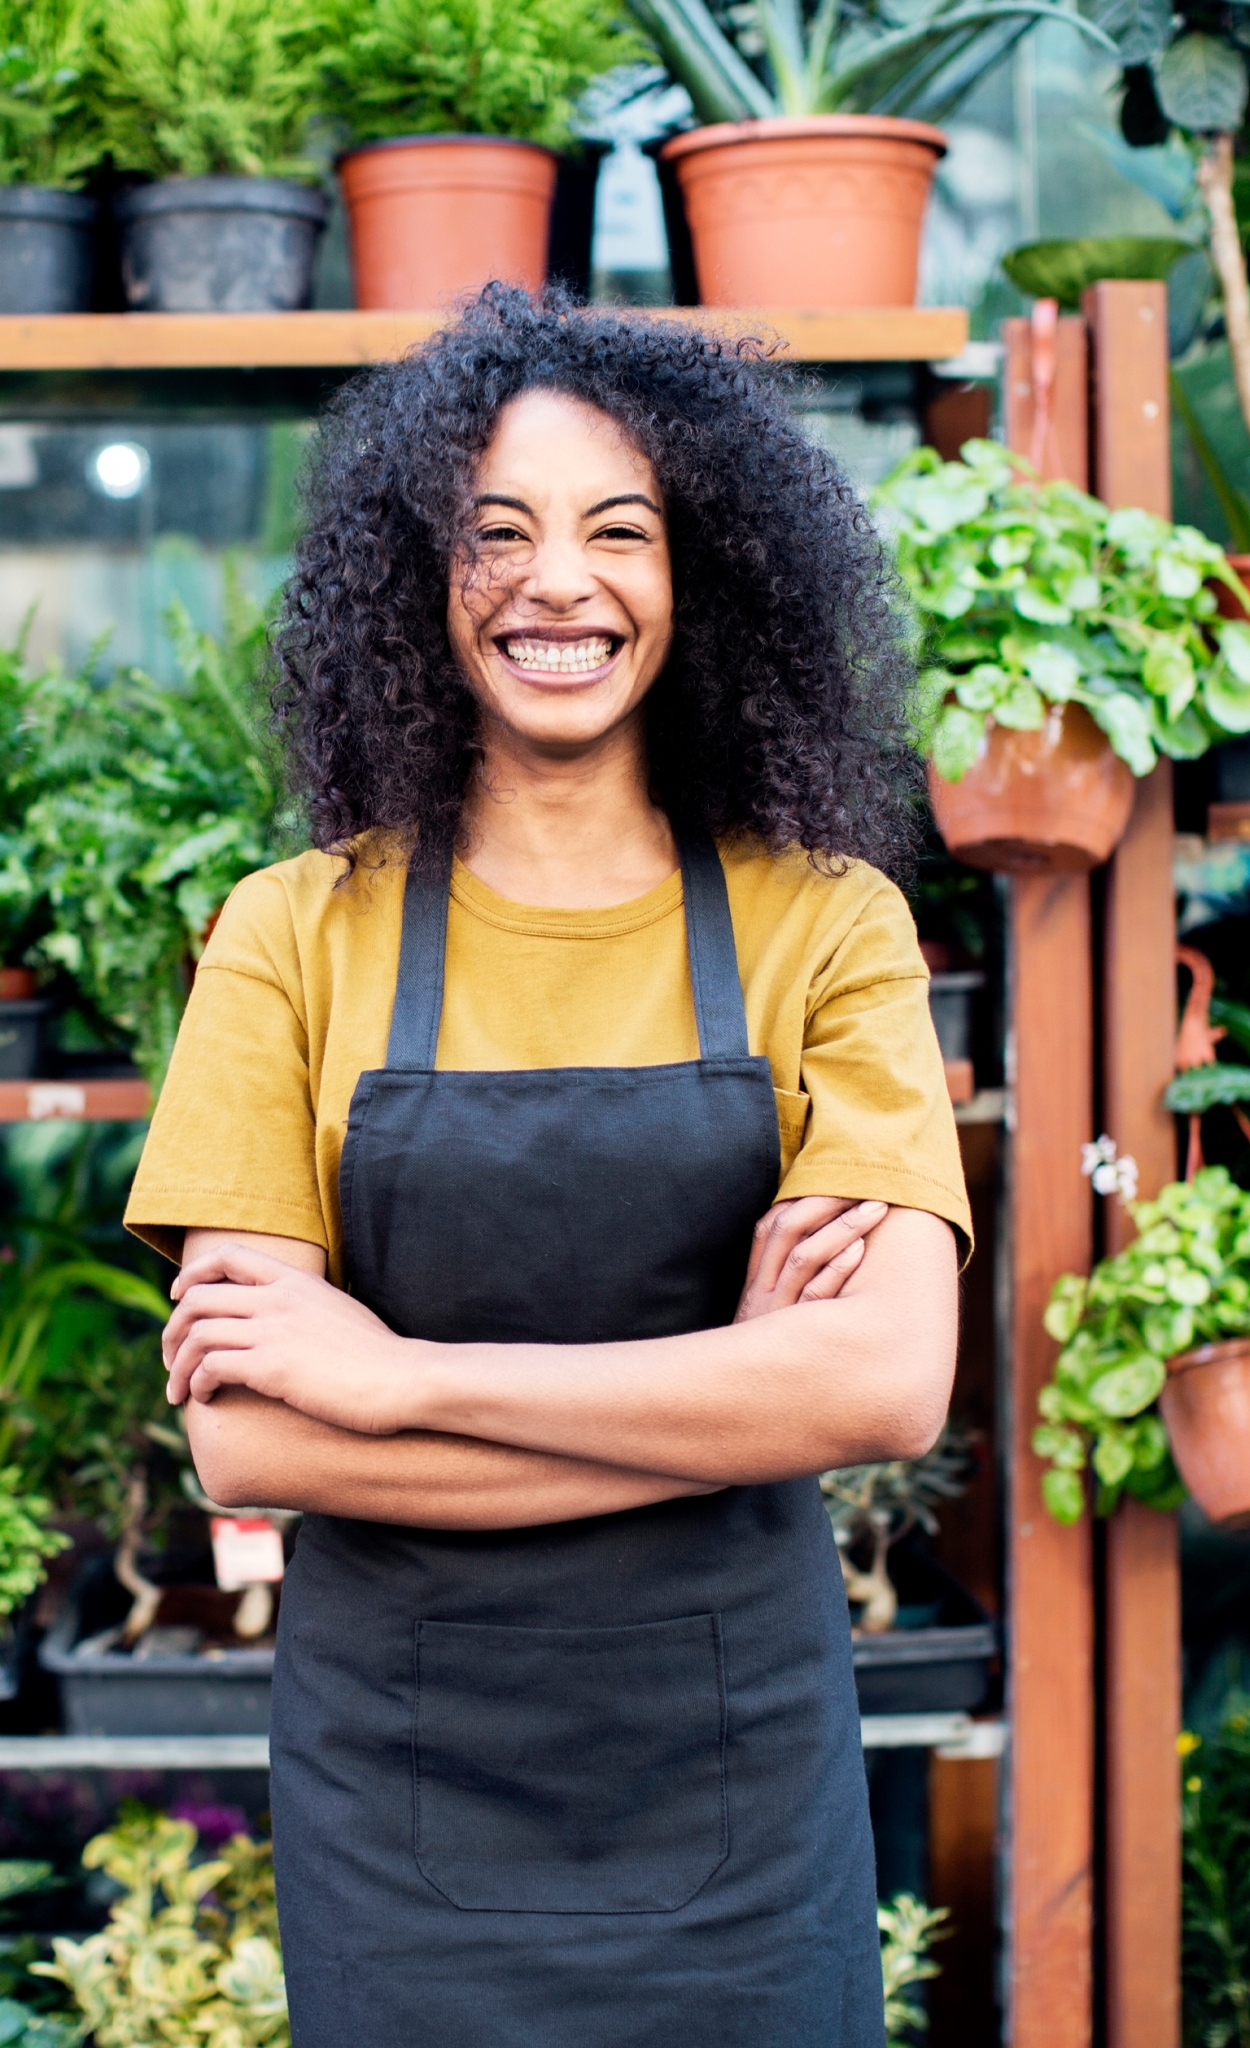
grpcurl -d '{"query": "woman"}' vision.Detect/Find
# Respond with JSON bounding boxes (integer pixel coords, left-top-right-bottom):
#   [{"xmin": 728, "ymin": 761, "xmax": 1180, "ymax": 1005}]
[{"xmin": 130, "ymin": 288, "xmax": 970, "ymax": 2048}]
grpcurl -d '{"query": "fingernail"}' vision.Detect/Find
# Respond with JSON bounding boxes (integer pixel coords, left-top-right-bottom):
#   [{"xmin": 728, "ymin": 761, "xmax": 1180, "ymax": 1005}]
[{"xmin": 856, "ymin": 1200, "xmax": 888, "ymax": 1215}]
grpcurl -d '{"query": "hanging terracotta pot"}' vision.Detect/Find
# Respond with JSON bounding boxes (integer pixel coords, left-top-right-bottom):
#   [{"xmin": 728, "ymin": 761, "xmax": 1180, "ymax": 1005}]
[
  {"xmin": 928, "ymin": 702, "xmax": 1136, "ymax": 873},
  {"xmin": 338, "ymin": 135, "xmax": 558, "ymax": 308},
  {"xmin": 659, "ymin": 116, "xmax": 945, "ymax": 309},
  {"xmin": 1212, "ymin": 554, "xmax": 1250, "ymax": 621},
  {"xmin": 1161, "ymin": 1337, "xmax": 1250, "ymax": 1525}
]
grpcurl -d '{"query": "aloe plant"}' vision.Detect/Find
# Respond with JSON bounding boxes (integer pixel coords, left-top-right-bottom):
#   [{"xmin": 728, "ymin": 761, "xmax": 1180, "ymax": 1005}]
[{"xmin": 623, "ymin": 0, "xmax": 1114, "ymax": 127}]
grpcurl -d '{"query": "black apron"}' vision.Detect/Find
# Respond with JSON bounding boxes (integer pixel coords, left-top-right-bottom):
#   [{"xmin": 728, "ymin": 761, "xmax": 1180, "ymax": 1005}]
[{"xmin": 270, "ymin": 832, "xmax": 885, "ymax": 2048}]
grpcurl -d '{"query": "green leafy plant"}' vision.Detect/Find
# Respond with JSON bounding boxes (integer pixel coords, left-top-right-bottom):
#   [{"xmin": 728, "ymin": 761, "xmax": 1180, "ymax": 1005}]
[
  {"xmin": 1033, "ymin": 1167, "xmax": 1250, "ymax": 1524},
  {"xmin": 873, "ymin": 437, "xmax": 1250, "ymax": 784},
  {"xmin": 16, "ymin": 572, "xmax": 298, "ymax": 1085},
  {"xmin": 33, "ymin": 1809, "xmax": 287, "ymax": 2048},
  {"xmin": 0, "ymin": 1473, "xmax": 68, "ymax": 1618},
  {"xmin": 97, "ymin": 0, "xmax": 322, "ymax": 180},
  {"xmin": 621, "ymin": 0, "xmax": 1112, "ymax": 127},
  {"xmin": 316, "ymin": 0, "xmax": 638, "ymax": 151},
  {"xmin": 1001, "ymin": 235, "xmax": 1195, "ymax": 310},
  {"xmin": 1180, "ymin": 1710, "xmax": 1250, "ymax": 2048},
  {"xmin": 0, "ymin": 0, "xmax": 103, "ymax": 188},
  {"xmin": 879, "ymin": 1892, "xmax": 949, "ymax": 2042}
]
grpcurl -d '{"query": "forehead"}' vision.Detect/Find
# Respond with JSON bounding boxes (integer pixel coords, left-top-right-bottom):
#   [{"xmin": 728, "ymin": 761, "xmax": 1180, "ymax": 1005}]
[{"xmin": 477, "ymin": 389, "xmax": 658, "ymax": 499}]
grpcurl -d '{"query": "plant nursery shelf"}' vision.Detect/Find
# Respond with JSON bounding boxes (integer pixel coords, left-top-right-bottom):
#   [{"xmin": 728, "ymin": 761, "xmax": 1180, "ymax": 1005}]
[
  {"xmin": 0, "ymin": 307, "xmax": 970, "ymax": 373},
  {"xmin": 0, "ymin": 1716, "xmax": 1003, "ymax": 1770}
]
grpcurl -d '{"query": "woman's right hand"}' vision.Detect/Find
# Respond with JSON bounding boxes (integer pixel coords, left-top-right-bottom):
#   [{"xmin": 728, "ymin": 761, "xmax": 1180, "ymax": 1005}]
[{"xmin": 734, "ymin": 1197, "xmax": 889, "ymax": 1323}]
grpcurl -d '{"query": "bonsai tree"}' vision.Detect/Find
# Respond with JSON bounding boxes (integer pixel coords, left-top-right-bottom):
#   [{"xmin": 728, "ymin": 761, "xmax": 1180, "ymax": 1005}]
[
  {"xmin": 97, "ymin": 0, "xmax": 322, "ymax": 180},
  {"xmin": 872, "ymin": 437, "xmax": 1250, "ymax": 784},
  {"xmin": 0, "ymin": 0, "xmax": 102, "ymax": 189},
  {"xmin": 316, "ymin": 0, "xmax": 638, "ymax": 152},
  {"xmin": 619, "ymin": 0, "xmax": 1113, "ymax": 128},
  {"xmin": 820, "ymin": 1425, "xmax": 977, "ymax": 1632},
  {"xmin": 1034, "ymin": 1166, "xmax": 1250, "ymax": 1522}
]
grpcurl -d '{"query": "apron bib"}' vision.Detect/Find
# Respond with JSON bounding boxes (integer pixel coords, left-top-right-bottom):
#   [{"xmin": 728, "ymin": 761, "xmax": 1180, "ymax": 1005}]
[{"xmin": 269, "ymin": 832, "xmax": 885, "ymax": 2048}]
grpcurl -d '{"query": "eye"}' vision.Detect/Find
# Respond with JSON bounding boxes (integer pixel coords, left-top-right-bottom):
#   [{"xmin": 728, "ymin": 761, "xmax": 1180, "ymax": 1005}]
[
  {"xmin": 477, "ymin": 522, "xmax": 528, "ymax": 543},
  {"xmin": 593, "ymin": 522, "xmax": 650, "ymax": 542}
]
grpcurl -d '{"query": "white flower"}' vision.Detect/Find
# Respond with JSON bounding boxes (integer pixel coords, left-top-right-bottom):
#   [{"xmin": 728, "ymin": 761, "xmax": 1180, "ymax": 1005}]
[{"xmin": 1081, "ymin": 1135, "xmax": 1138, "ymax": 1204}]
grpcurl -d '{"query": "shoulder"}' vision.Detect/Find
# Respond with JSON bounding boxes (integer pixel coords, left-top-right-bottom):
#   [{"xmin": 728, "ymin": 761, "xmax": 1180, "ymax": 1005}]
[
  {"xmin": 719, "ymin": 836, "xmax": 923, "ymax": 997},
  {"xmin": 203, "ymin": 841, "xmax": 406, "ymax": 990}
]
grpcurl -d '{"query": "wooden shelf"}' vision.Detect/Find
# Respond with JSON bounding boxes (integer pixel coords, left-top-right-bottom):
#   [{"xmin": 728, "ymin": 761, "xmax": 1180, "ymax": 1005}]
[
  {"xmin": 0, "ymin": 1079, "xmax": 150, "ymax": 1122},
  {"xmin": 0, "ymin": 306, "xmax": 970, "ymax": 373}
]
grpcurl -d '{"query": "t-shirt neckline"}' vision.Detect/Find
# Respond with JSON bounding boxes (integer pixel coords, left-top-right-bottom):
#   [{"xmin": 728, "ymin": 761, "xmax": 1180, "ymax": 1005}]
[{"xmin": 449, "ymin": 857, "xmax": 685, "ymax": 940}]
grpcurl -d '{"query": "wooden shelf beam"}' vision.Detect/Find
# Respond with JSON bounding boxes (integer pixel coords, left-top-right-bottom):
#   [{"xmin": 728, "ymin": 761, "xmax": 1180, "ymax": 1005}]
[
  {"xmin": 0, "ymin": 1079, "xmax": 149, "ymax": 1122},
  {"xmin": 0, "ymin": 306, "xmax": 969, "ymax": 373}
]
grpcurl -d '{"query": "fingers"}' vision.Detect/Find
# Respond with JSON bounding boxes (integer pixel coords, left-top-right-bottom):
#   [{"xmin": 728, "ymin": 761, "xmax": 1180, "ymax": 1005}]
[
  {"xmin": 798, "ymin": 1234, "xmax": 866, "ymax": 1301},
  {"xmin": 736, "ymin": 1198, "xmax": 890, "ymax": 1321},
  {"xmin": 748, "ymin": 1197, "xmax": 855, "ymax": 1296},
  {"xmin": 171, "ymin": 1242, "xmax": 292, "ymax": 1301},
  {"xmin": 166, "ymin": 1318, "xmax": 257, "ymax": 1405},
  {"xmin": 163, "ymin": 1282, "xmax": 262, "ymax": 1364}
]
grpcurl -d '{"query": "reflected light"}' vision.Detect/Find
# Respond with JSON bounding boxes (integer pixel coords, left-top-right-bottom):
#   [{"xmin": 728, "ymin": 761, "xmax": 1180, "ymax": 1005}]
[{"xmin": 89, "ymin": 442, "xmax": 150, "ymax": 499}]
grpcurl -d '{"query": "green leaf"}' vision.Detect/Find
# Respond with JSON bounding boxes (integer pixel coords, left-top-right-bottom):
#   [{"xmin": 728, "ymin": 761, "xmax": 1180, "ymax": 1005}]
[
  {"xmin": 1165, "ymin": 1063, "xmax": 1250, "ymax": 1110},
  {"xmin": 1092, "ymin": 1427, "xmax": 1136, "ymax": 1487},
  {"xmin": 1013, "ymin": 582, "xmax": 1073, "ymax": 626},
  {"xmin": 1023, "ymin": 643, "xmax": 1082, "ymax": 698},
  {"xmin": 907, "ymin": 473, "xmax": 990, "ymax": 535},
  {"xmin": 931, "ymin": 704, "xmax": 985, "ymax": 782},
  {"xmin": 1044, "ymin": 1272, "xmax": 1088, "ymax": 1341},
  {"xmin": 1216, "ymin": 619, "xmax": 1250, "ymax": 684},
  {"xmin": 992, "ymin": 679, "xmax": 1047, "ymax": 729},
  {"xmin": 1085, "ymin": 690, "xmax": 1158, "ymax": 775},
  {"xmin": 1155, "ymin": 33, "xmax": 1249, "ymax": 134},
  {"xmin": 1142, "ymin": 637, "xmax": 1197, "ymax": 718},
  {"xmin": 1042, "ymin": 1466, "xmax": 1086, "ymax": 1523},
  {"xmin": 1089, "ymin": 1355, "xmax": 1168, "ymax": 1417},
  {"xmin": 1001, "ymin": 235, "xmax": 1193, "ymax": 311},
  {"xmin": 1203, "ymin": 640, "xmax": 1250, "ymax": 734}
]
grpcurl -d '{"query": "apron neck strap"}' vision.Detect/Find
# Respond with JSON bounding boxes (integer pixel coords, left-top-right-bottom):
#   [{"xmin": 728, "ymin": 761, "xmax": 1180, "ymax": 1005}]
[{"xmin": 385, "ymin": 828, "xmax": 749, "ymax": 1068}]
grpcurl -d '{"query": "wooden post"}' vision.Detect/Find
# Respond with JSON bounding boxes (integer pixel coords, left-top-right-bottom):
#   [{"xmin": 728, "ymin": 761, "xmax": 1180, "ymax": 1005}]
[
  {"xmin": 1086, "ymin": 277, "xmax": 1182, "ymax": 2048},
  {"xmin": 1009, "ymin": 876, "xmax": 1096, "ymax": 2048},
  {"xmin": 1003, "ymin": 300, "xmax": 1097, "ymax": 2048}
]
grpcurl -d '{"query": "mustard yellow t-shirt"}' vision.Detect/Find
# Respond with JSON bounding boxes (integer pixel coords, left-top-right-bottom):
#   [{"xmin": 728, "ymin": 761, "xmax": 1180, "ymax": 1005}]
[{"xmin": 125, "ymin": 837, "xmax": 971, "ymax": 1276}]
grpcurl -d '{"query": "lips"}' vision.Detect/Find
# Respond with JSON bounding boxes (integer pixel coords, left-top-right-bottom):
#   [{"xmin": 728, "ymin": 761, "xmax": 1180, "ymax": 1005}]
[{"xmin": 498, "ymin": 634, "xmax": 620, "ymax": 675}]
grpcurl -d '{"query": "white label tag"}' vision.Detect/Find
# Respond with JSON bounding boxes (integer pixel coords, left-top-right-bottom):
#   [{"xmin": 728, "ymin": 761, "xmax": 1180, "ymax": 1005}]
[{"xmin": 211, "ymin": 1517, "xmax": 285, "ymax": 1592}]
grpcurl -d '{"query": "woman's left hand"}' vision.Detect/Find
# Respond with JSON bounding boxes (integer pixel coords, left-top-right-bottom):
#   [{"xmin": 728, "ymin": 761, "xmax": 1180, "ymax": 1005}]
[{"xmin": 164, "ymin": 1242, "xmax": 423, "ymax": 1434}]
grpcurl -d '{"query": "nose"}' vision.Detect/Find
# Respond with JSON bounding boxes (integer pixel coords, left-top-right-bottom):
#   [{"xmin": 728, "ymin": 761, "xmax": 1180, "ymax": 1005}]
[{"xmin": 517, "ymin": 531, "xmax": 597, "ymax": 613}]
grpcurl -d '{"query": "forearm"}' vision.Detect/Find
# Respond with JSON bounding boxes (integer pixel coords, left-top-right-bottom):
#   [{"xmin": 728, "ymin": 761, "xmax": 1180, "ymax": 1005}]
[
  {"xmin": 186, "ymin": 1387, "xmax": 720, "ymax": 1531},
  {"xmin": 411, "ymin": 1208, "xmax": 958, "ymax": 1483}
]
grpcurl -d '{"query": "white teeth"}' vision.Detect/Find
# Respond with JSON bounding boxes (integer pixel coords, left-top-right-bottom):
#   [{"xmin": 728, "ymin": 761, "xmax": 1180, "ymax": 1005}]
[{"xmin": 503, "ymin": 636, "xmax": 614, "ymax": 674}]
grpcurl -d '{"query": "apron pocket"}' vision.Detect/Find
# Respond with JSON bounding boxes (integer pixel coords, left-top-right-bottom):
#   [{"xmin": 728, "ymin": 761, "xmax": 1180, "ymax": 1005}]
[{"xmin": 413, "ymin": 1612, "xmax": 729, "ymax": 1914}]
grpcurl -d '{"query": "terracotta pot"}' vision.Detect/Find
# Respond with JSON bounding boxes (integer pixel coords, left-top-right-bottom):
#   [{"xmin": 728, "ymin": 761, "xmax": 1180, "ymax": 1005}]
[
  {"xmin": 928, "ymin": 702, "xmax": 1136, "ymax": 873},
  {"xmin": 0, "ymin": 967, "xmax": 35, "ymax": 1001},
  {"xmin": 338, "ymin": 135, "xmax": 558, "ymax": 308},
  {"xmin": 1212, "ymin": 553, "xmax": 1250, "ymax": 621},
  {"xmin": 659, "ymin": 115, "xmax": 946, "ymax": 309},
  {"xmin": 1161, "ymin": 1337, "xmax": 1250, "ymax": 1525}
]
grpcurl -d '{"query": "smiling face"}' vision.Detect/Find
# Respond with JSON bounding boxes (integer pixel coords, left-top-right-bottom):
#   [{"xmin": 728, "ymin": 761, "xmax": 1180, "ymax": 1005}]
[{"xmin": 447, "ymin": 389, "xmax": 673, "ymax": 757}]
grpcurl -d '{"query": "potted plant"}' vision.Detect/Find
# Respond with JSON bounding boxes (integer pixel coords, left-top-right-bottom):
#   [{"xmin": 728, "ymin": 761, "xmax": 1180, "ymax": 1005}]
[
  {"xmin": 873, "ymin": 437, "xmax": 1250, "ymax": 871},
  {"xmin": 0, "ymin": 1469, "xmax": 69, "ymax": 1700},
  {"xmin": 97, "ymin": 0, "xmax": 328, "ymax": 312},
  {"xmin": 317, "ymin": 0, "xmax": 636, "ymax": 309},
  {"xmin": 0, "ymin": 0, "xmax": 101, "ymax": 314},
  {"xmin": 1034, "ymin": 1166, "xmax": 1250, "ymax": 1527},
  {"xmin": 621, "ymin": 0, "xmax": 1113, "ymax": 308}
]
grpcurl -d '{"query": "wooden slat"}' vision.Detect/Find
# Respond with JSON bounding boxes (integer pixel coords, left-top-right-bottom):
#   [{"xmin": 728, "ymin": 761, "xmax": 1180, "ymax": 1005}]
[
  {"xmin": 1083, "ymin": 280, "xmax": 1170, "ymax": 513},
  {"xmin": 1002, "ymin": 314, "xmax": 1088, "ymax": 485},
  {"xmin": 0, "ymin": 305, "xmax": 969, "ymax": 372},
  {"xmin": 0, "ymin": 1078, "xmax": 149, "ymax": 1122},
  {"xmin": 1093, "ymin": 281, "xmax": 1182, "ymax": 2048},
  {"xmin": 1009, "ymin": 873, "xmax": 1096, "ymax": 2048}
]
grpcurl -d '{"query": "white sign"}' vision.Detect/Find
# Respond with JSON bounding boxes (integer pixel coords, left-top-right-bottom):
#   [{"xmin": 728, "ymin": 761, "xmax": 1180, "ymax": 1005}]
[{"xmin": 211, "ymin": 1517, "xmax": 285, "ymax": 1592}]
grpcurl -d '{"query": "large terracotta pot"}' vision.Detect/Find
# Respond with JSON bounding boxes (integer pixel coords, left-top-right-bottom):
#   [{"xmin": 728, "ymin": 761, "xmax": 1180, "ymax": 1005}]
[
  {"xmin": 338, "ymin": 135, "xmax": 558, "ymax": 308},
  {"xmin": 659, "ymin": 115, "xmax": 946, "ymax": 309},
  {"xmin": 928, "ymin": 702, "xmax": 1136, "ymax": 873},
  {"xmin": 1213, "ymin": 553, "xmax": 1250, "ymax": 621},
  {"xmin": 1161, "ymin": 1337, "xmax": 1250, "ymax": 1525}
]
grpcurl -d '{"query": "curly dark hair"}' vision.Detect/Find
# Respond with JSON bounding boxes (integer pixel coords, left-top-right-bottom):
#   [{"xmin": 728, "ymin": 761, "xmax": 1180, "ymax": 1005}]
[{"xmin": 275, "ymin": 285, "xmax": 920, "ymax": 880}]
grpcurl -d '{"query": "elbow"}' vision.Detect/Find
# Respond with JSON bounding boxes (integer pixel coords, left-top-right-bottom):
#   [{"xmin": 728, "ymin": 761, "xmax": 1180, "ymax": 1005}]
[{"xmin": 183, "ymin": 1396, "xmax": 264, "ymax": 1510}]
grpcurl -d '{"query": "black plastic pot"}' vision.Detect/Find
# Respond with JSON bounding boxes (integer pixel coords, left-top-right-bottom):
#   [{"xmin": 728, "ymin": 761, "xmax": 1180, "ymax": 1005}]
[
  {"xmin": 546, "ymin": 144, "xmax": 610, "ymax": 299},
  {"xmin": 927, "ymin": 970, "xmax": 985, "ymax": 1065},
  {"xmin": 851, "ymin": 1552, "xmax": 997, "ymax": 1716},
  {"xmin": 641, "ymin": 137, "xmax": 698, "ymax": 306},
  {"xmin": 115, "ymin": 176, "xmax": 328, "ymax": 313},
  {"xmin": 0, "ymin": 999, "xmax": 50, "ymax": 1080},
  {"xmin": 0, "ymin": 1603, "xmax": 33, "ymax": 1703},
  {"xmin": 0, "ymin": 187, "xmax": 95, "ymax": 313},
  {"xmin": 40, "ymin": 1581, "xmax": 273, "ymax": 1735}
]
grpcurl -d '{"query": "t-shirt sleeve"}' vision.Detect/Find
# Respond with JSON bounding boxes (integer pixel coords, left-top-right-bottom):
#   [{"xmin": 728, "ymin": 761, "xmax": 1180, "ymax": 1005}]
[
  {"xmin": 778, "ymin": 876, "xmax": 973, "ymax": 1256},
  {"xmin": 124, "ymin": 869, "xmax": 325, "ymax": 1265}
]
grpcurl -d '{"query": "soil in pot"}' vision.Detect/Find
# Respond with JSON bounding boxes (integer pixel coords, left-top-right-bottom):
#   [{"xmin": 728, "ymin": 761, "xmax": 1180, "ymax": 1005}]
[
  {"xmin": 1161, "ymin": 1337, "xmax": 1250, "ymax": 1526},
  {"xmin": 339, "ymin": 136, "xmax": 557, "ymax": 309},
  {"xmin": 659, "ymin": 115, "xmax": 945, "ymax": 309},
  {"xmin": 115, "ymin": 177, "xmax": 328, "ymax": 313},
  {"xmin": 0, "ymin": 188, "xmax": 95, "ymax": 314},
  {"xmin": 928, "ymin": 701, "xmax": 1136, "ymax": 873}
]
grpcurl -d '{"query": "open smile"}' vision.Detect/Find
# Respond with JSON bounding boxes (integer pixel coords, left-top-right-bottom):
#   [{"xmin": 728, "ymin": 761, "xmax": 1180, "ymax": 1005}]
[{"xmin": 495, "ymin": 632, "xmax": 624, "ymax": 680}]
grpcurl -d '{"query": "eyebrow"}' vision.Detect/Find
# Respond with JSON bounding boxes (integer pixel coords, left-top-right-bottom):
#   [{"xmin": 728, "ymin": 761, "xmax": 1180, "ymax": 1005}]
[{"xmin": 472, "ymin": 492, "xmax": 662, "ymax": 518}]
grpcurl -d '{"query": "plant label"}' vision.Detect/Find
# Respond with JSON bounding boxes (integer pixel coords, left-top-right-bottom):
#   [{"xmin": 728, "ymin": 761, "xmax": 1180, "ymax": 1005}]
[{"xmin": 211, "ymin": 1516, "xmax": 285, "ymax": 1592}]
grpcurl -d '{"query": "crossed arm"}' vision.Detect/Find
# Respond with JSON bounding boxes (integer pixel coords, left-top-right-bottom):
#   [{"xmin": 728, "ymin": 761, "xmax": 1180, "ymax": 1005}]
[{"xmin": 167, "ymin": 1195, "xmax": 958, "ymax": 1532}]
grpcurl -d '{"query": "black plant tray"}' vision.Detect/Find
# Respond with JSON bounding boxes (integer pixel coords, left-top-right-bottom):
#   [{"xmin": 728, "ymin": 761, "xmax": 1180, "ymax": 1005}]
[
  {"xmin": 39, "ymin": 1573, "xmax": 273, "ymax": 1737},
  {"xmin": 850, "ymin": 1548, "xmax": 998, "ymax": 1717}
]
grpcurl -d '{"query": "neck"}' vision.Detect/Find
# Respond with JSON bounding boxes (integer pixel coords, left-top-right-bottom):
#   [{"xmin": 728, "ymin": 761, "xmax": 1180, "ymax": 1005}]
[{"xmin": 460, "ymin": 713, "xmax": 678, "ymax": 908}]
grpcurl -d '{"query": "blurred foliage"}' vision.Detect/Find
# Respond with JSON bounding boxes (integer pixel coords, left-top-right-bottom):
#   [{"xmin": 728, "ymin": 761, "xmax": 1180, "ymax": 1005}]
[
  {"xmin": 1003, "ymin": 235, "xmax": 1193, "ymax": 309},
  {"xmin": 0, "ymin": 1477, "xmax": 68, "ymax": 1619},
  {"xmin": 33, "ymin": 1808, "xmax": 286, "ymax": 2048},
  {"xmin": 1181, "ymin": 1708, "xmax": 1250, "ymax": 2047},
  {"xmin": 316, "ymin": 0, "xmax": 639, "ymax": 151},
  {"xmin": 0, "ymin": 0, "xmax": 102, "ymax": 188},
  {"xmin": 879, "ymin": 1892, "xmax": 949, "ymax": 2043}
]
